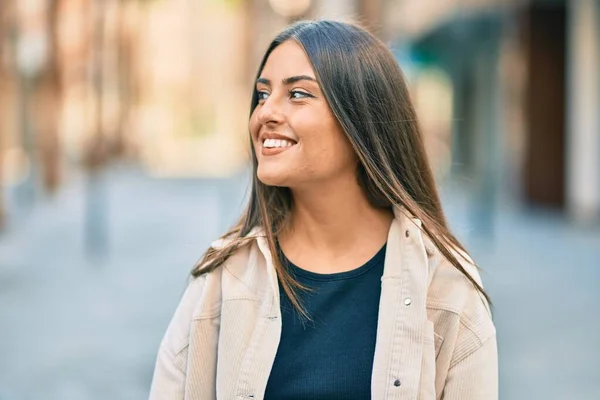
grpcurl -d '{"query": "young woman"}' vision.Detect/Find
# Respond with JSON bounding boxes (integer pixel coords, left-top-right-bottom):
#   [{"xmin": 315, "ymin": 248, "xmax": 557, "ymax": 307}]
[{"xmin": 149, "ymin": 20, "xmax": 497, "ymax": 400}]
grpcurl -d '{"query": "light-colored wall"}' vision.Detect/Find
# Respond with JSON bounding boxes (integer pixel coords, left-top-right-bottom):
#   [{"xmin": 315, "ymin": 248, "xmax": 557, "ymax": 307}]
[{"xmin": 566, "ymin": 0, "xmax": 600, "ymax": 222}]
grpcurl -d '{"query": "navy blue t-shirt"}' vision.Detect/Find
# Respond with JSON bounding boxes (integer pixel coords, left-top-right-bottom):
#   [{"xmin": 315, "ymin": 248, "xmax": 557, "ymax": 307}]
[{"xmin": 264, "ymin": 243, "xmax": 386, "ymax": 400}]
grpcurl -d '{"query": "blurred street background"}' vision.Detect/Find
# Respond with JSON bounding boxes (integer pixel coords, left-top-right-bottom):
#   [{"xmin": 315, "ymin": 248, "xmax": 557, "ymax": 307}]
[{"xmin": 0, "ymin": 0, "xmax": 599, "ymax": 399}]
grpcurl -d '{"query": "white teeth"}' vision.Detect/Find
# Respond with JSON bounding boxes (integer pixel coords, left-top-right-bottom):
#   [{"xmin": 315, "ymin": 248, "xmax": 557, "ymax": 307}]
[{"xmin": 263, "ymin": 138, "xmax": 295, "ymax": 148}]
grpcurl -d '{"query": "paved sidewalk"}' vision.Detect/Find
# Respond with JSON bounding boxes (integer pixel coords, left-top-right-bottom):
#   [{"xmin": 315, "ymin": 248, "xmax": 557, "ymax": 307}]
[
  {"xmin": 0, "ymin": 166, "xmax": 598, "ymax": 399},
  {"xmin": 0, "ymin": 165, "xmax": 249, "ymax": 400},
  {"xmin": 443, "ymin": 187, "xmax": 600, "ymax": 400}
]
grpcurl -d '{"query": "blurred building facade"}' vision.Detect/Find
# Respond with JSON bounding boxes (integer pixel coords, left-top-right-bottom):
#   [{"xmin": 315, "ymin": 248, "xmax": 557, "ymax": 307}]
[
  {"xmin": 0, "ymin": 0, "xmax": 385, "ymax": 227},
  {"xmin": 0, "ymin": 0, "xmax": 598, "ymax": 226},
  {"xmin": 388, "ymin": 0, "xmax": 600, "ymax": 224}
]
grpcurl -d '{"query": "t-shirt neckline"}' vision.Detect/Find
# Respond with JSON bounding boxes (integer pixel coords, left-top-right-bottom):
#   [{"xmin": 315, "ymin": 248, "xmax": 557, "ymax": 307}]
[{"xmin": 281, "ymin": 243, "xmax": 387, "ymax": 282}]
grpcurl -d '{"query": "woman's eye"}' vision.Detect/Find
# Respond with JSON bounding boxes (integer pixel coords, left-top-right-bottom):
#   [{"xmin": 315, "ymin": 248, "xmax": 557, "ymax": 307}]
[
  {"xmin": 256, "ymin": 91, "xmax": 269, "ymax": 101},
  {"xmin": 290, "ymin": 90, "xmax": 312, "ymax": 99}
]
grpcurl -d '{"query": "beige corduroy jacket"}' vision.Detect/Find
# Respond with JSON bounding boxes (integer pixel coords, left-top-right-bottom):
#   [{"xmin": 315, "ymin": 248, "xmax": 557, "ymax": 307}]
[{"xmin": 149, "ymin": 207, "xmax": 498, "ymax": 399}]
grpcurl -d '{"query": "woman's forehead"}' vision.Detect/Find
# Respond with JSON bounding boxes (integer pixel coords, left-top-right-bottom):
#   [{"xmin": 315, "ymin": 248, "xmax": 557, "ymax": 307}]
[{"xmin": 260, "ymin": 41, "xmax": 316, "ymax": 80}]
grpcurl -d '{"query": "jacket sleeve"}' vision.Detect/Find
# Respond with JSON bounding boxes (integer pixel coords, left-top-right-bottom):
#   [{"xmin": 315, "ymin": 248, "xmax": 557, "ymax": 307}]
[
  {"xmin": 149, "ymin": 275, "xmax": 207, "ymax": 400},
  {"xmin": 441, "ymin": 335, "xmax": 498, "ymax": 400},
  {"xmin": 149, "ymin": 339, "xmax": 188, "ymax": 399}
]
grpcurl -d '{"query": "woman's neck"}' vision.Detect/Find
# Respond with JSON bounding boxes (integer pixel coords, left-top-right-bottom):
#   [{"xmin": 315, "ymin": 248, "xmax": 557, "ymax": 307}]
[{"xmin": 279, "ymin": 174, "xmax": 393, "ymax": 264}]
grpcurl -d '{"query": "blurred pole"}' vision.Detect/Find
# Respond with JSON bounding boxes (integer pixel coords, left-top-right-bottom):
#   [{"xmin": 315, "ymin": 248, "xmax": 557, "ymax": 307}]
[
  {"xmin": 523, "ymin": 4, "xmax": 567, "ymax": 209},
  {"xmin": 84, "ymin": 0, "xmax": 110, "ymax": 260},
  {"xmin": 469, "ymin": 26, "xmax": 502, "ymax": 243},
  {"xmin": 14, "ymin": 2, "xmax": 49, "ymax": 213},
  {"xmin": 35, "ymin": 0, "xmax": 61, "ymax": 194},
  {"xmin": 566, "ymin": 0, "xmax": 600, "ymax": 224},
  {"xmin": 118, "ymin": 0, "xmax": 143, "ymax": 159},
  {"xmin": 449, "ymin": 62, "xmax": 472, "ymax": 178},
  {"xmin": 15, "ymin": 67, "xmax": 36, "ymax": 211},
  {"xmin": 0, "ymin": 1, "xmax": 8, "ymax": 229},
  {"xmin": 114, "ymin": 0, "xmax": 132, "ymax": 157}
]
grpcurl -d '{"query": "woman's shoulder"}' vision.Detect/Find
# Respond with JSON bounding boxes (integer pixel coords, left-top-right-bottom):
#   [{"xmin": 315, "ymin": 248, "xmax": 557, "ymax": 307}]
[
  {"xmin": 190, "ymin": 230, "xmax": 268, "ymax": 298},
  {"xmin": 426, "ymin": 244, "xmax": 495, "ymax": 356},
  {"xmin": 427, "ymin": 246, "xmax": 486, "ymax": 305},
  {"xmin": 193, "ymin": 227, "xmax": 263, "ymax": 276}
]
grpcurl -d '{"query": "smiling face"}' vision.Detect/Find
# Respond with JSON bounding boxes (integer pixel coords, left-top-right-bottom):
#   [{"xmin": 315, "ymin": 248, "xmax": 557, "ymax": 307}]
[{"xmin": 249, "ymin": 40, "xmax": 357, "ymax": 189}]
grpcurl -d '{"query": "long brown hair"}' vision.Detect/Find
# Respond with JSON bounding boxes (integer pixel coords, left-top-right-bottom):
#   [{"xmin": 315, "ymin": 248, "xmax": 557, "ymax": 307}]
[{"xmin": 192, "ymin": 20, "xmax": 490, "ymax": 315}]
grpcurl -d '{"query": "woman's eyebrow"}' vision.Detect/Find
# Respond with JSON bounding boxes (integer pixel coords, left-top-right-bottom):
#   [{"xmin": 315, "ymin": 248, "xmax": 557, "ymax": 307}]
[{"xmin": 256, "ymin": 75, "xmax": 317, "ymax": 86}]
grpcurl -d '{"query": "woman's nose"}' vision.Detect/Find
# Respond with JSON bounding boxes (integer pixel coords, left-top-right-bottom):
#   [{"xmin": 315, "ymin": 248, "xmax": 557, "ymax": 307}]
[{"xmin": 256, "ymin": 98, "xmax": 284, "ymax": 125}]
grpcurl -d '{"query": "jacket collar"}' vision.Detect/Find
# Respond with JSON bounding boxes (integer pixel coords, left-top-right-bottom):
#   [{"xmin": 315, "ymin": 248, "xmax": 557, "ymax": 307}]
[{"xmin": 243, "ymin": 205, "xmax": 440, "ymax": 289}]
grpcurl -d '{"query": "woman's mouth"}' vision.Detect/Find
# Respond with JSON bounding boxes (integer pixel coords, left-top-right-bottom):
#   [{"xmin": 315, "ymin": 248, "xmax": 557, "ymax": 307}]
[{"xmin": 261, "ymin": 138, "xmax": 297, "ymax": 156}]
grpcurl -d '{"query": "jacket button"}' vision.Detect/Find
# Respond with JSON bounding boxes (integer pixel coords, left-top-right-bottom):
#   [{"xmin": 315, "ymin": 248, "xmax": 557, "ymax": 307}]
[
  {"xmin": 404, "ymin": 298, "xmax": 412, "ymax": 306},
  {"xmin": 405, "ymin": 230, "xmax": 410, "ymax": 238},
  {"xmin": 394, "ymin": 379, "xmax": 401, "ymax": 387}
]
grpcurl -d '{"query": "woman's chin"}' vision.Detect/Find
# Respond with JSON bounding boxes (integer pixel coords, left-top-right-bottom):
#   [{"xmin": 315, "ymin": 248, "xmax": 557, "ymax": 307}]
[{"xmin": 257, "ymin": 168, "xmax": 291, "ymax": 187}]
